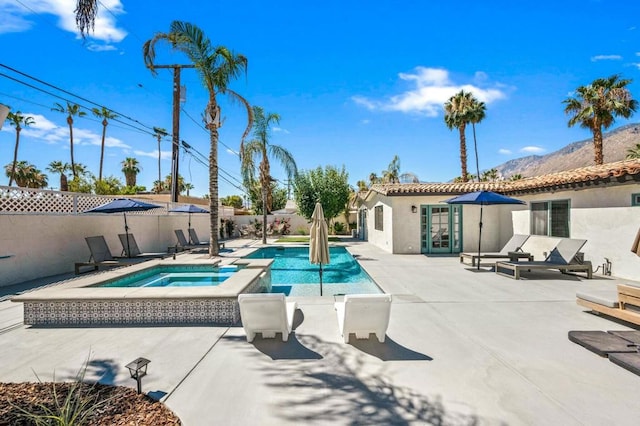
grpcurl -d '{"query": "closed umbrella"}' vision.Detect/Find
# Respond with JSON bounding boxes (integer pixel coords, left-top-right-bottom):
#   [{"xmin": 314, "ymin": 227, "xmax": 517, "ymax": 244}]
[
  {"xmin": 85, "ymin": 198, "xmax": 161, "ymax": 258},
  {"xmin": 445, "ymin": 191, "xmax": 525, "ymax": 270},
  {"xmin": 168, "ymin": 204, "xmax": 209, "ymax": 243},
  {"xmin": 309, "ymin": 202, "xmax": 330, "ymax": 296}
]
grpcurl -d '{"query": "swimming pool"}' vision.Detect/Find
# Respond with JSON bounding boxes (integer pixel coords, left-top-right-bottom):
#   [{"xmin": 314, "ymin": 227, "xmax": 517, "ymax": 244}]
[
  {"xmin": 96, "ymin": 265, "xmax": 239, "ymax": 288},
  {"xmin": 244, "ymin": 246, "xmax": 381, "ymax": 296}
]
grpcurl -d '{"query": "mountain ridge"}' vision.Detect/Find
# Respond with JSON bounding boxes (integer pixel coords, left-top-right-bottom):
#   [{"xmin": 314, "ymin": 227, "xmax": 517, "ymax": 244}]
[{"xmin": 491, "ymin": 123, "xmax": 640, "ymax": 178}]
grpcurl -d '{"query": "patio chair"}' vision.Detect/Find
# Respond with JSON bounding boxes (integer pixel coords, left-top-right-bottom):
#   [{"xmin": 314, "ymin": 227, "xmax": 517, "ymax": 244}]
[
  {"xmin": 118, "ymin": 234, "xmax": 169, "ymax": 259},
  {"xmin": 238, "ymin": 293, "xmax": 297, "ymax": 342},
  {"xmin": 172, "ymin": 229, "xmax": 202, "ymax": 252},
  {"xmin": 495, "ymin": 238, "xmax": 592, "ymax": 279},
  {"xmin": 334, "ymin": 294, "xmax": 392, "ymax": 343},
  {"xmin": 189, "ymin": 228, "xmax": 225, "ymax": 250},
  {"xmin": 74, "ymin": 235, "xmax": 141, "ymax": 274},
  {"xmin": 460, "ymin": 234, "xmax": 532, "ymax": 267}
]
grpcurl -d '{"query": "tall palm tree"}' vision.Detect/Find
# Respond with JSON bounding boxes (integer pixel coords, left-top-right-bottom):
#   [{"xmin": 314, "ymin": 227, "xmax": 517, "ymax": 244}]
[
  {"xmin": 121, "ymin": 157, "xmax": 140, "ymax": 187},
  {"xmin": 143, "ymin": 21, "xmax": 253, "ymax": 256},
  {"xmin": 444, "ymin": 90, "xmax": 484, "ymax": 182},
  {"xmin": 152, "ymin": 127, "xmax": 168, "ymax": 193},
  {"xmin": 626, "ymin": 143, "xmax": 640, "ymax": 159},
  {"xmin": 184, "ymin": 182, "xmax": 194, "ymax": 196},
  {"xmin": 52, "ymin": 102, "xmax": 86, "ymax": 179},
  {"xmin": 6, "ymin": 111, "xmax": 35, "ymax": 186},
  {"xmin": 468, "ymin": 98, "xmax": 487, "ymax": 181},
  {"xmin": 240, "ymin": 106, "xmax": 298, "ymax": 244},
  {"xmin": 91, "ymin": 107, "xmax": 118, "ymax": 181},
  {"xmin": 46, "ymin": 161, "xmax": 70, "ymax": 191},
  {"xmin": 564, "ymin": 75, "xmax": 637, "ymax": 165}
]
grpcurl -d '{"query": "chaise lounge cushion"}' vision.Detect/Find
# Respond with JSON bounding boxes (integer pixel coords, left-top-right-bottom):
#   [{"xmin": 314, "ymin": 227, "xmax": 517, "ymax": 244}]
[{"xmin": 576, "ymin": 290, "xmax": 619, "ymax": 308}]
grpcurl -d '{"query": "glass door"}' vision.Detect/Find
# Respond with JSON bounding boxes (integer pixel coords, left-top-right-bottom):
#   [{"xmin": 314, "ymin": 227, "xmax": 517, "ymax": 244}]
[{"xmin": 421, "ymin": 205, "xmax": 462, "ymax": 254}]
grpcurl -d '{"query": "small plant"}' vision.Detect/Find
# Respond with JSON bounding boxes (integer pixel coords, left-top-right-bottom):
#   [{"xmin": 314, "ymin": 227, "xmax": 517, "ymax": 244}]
[
  {"xmin": 333, "ymin": 222, "xmax": 345, "ymax": 234},
  {"xmin": 225, "ymin": 219, "xmax": 235, "ymax": 238},
  {"xmin": 296, "ymin": 226, "xmax": 307, "ymax": 235},
  {"xmin": 12, "ymin": 355, "xmax": 115, "ymax": 425}
]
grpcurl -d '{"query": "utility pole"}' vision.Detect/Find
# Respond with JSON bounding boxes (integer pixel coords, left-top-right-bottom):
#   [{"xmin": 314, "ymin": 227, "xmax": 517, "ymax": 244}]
[{"xmin": 149, "ymin": 64, "xmax": 195, "ymax": 202}]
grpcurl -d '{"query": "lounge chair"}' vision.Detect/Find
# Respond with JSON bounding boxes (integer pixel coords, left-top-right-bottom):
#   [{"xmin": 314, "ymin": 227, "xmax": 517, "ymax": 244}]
[
  {"xmin": 118, "ymin": 234, "xmax": 169, "ymax": 259},
  {"xmin": 238, "ymin": 293, "xmax": 297, "ymax": 342},
  {"xmin": 189, "ymin": 228, "xmax": 226, "ymax": 250},
  {"xmin": 576, "ymin": 282, "xmax": 640, "ymax": 326},
  {"xmin": 74, "ymin": 236, "xmax": 141, "ymax": 274},
  {"xmin": 172, "ymin": 229, "xmax": 204, "ymax": 252},
  {"xmin": 460, "ymin": 234, "xmax": 532, "ymax": 266},
  {"xmin": 495, "ymin": 238, "xmax": 592, "ymax": 279},
  {"xmin": 334, "ymin": 294, "xmax": 392, "ymax": 343}
]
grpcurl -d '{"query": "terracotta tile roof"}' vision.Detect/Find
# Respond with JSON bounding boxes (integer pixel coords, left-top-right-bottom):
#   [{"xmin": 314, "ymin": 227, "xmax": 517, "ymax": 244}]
[{"xmin": 367, "ymin": 159, "xmax": 640, "ymax": 197}]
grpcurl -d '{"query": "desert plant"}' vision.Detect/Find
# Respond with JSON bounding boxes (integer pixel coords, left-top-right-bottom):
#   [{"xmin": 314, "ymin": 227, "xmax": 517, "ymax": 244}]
[{"xmin": 296, "ymin": 226, "xmax": 308, "ymax": 235}]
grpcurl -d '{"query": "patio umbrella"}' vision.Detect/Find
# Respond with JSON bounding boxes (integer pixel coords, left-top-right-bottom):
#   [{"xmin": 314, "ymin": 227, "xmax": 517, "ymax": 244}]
[
  {"xmin": 309, "ymin": 202, "xmax": 330, "ymax": 296},
  {"xmin": 445, "ymin": 191, "xmax": 525, "ymax": 270},
  {"xmin": 168, "ymin": 204, "xmax": 209, "ymax": 242},
  {"xmin": 84, "ymin": 198, "xmax": 161, "ymax": 258}
]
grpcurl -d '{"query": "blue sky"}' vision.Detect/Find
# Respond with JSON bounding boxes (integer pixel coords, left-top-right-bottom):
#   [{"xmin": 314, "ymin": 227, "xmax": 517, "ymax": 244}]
[{"xmin": 1, "ymin": 0, "xmax": 640, "ymax": 198}]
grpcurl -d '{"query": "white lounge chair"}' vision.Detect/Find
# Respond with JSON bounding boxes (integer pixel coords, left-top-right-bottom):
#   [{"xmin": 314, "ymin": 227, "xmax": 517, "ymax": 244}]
[
  {"xmin": 238, "ymin": 293, "xmax": 297, "ymax": 342},
  {"xmin": 460, "ymin": 234, "xmax": 532, "ymax": 266},
  {"xmin": 334, "ymin": 294, "xmax": 392, "ymax": 343}
]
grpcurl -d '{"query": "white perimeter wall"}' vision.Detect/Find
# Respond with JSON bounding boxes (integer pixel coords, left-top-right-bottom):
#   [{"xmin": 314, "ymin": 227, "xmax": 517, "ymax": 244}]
[{"xmin": 0, "ymin": 213, "xmax": 315, "ymax": 287}]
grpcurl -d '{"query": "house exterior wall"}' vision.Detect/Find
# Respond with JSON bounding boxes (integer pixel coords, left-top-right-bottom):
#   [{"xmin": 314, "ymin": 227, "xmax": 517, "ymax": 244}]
[{"xmin": 512, "ymin": 183, "xmax": 640, "ymax": 281}]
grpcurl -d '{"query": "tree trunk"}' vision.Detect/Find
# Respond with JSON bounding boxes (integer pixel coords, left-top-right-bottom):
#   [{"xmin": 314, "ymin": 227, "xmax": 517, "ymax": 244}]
[
  {"xmin": 593, "ymin": 126, "xmax": 604, "ymax": 165},
  {"xmin": 99, "ymin": 119, "xmax": 107, "ymax": 181},
  {"xmin": 262, "ymin": 181, "xmax": 268, "ymax": 244},
  {"xmin": 208, "ymin": 102, "xmax": 220, "ymax": 257},
  {"xmin": 458, "ymin": 124, "xmax": 468, "ymax": 182},
  {"xmin": 60, "ymin": 173, "xmax": 68, "ymax": 192},
  {"xmin": 8, "ymin": 127, "xmax": 20, "ymax": 187},
  {"xmin": 68, "ymin": 117, "xmax": 76, "ymax": 179}
]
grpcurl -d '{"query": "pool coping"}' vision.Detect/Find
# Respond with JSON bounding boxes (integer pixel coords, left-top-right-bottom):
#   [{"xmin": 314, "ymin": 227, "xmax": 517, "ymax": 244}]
[{"xmin": 11, "ymin": 255, "xmax": 274, "ymax": 326}]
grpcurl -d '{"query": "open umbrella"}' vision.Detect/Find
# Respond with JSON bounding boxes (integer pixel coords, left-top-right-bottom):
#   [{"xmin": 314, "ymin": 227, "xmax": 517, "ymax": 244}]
[
  {"xmin": 445, "ymin": 191, "xmax": 525, "ymax": 270},
  {"xmin": 309, "ymin": 202, "xmax": 330, "ymax": 296},
  {"xmin": 168, "ymin": 204, "xmax": 209, "ymax": 243},
  {"xmin": 84, "ymin": 198, "xmax": 161, "ymax": 258}
]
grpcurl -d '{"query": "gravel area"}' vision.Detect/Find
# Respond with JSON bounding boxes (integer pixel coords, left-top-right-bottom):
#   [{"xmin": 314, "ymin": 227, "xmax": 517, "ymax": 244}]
[{"xmin": 0, "ymin": 382, "xmax": 181, "ymax": 425}]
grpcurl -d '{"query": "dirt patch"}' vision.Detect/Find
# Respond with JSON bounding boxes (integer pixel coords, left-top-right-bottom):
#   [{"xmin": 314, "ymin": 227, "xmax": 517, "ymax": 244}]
[{"xmin": 0, "ymin": 382, "xmax": 181, "ymax": 425}]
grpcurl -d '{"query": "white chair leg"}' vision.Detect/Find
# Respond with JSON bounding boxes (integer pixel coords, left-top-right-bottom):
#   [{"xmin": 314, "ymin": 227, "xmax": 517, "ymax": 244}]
[{"xmin": 246, "ymin": 331, "xmax": 256, "ymax": 342}]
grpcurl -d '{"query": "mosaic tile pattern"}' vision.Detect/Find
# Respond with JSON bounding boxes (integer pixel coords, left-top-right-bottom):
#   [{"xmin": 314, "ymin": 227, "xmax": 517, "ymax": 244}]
[{"xmin": 23, "ymin": 297, "xmax": 240, "ymax": 326}]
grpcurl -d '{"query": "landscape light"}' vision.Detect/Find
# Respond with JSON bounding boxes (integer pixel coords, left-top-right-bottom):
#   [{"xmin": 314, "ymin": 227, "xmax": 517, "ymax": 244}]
[{"xmin": 125, "ymin": 357, "xmax": 150, "ymax": 394}]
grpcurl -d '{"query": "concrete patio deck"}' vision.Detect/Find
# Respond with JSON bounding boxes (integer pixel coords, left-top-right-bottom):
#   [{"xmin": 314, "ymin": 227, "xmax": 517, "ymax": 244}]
[{"xmin": 1, "ymin": 238, "xmax": 639, "ymax": 425}]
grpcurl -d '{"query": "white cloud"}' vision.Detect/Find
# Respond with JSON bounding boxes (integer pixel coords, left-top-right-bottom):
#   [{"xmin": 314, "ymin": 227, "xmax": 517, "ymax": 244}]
[
  {"xmin": 0, "ymin": 0, "xmax": 127, "ymax": 43},
  {"xmin": 633, "ymin": 63, "xmax": 640, "ymax": 70},
  {"xmin": 272, "ymin": 127, "xmax": 290, "ymax": 134},
  {"xmin": 226, "ymin": 148, "xmax": 239, "ymax": 155},
  {"xmin": 86, "ymin": 43, "xmax": 118, "ymax": 52},
  {"xmin": 352, "ymin": 66, "xmax": 508, "ymax": 117},
  {"xmin": 133, "ymin": 149, "xmax": 171, "ymax": 160},
  {"xmin": 520, "ymin": 146, "xmax": 545, "ymax": 154},
  {"xmin": 498, "ymin": 148, "xmax": 512, "ymax": 155},
  {"xmin": 591, "ymin": 55, "xmax": 622, "ymax": 62},
  {"xmin": 361, "ymin": 119, "xmax": 370, "ymax": 125}
]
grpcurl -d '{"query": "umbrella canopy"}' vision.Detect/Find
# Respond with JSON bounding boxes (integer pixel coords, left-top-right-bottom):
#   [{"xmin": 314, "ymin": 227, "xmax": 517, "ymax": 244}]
[
  {"xmin": 446, "ymin": 191, "xmax": 525, "ymax": 270},
  {"xmin": 309, "ymin": 202, "xmax": 330, "ymax": 296},
  {"xmin": 168, "ymin": 204, "xmax": 209, "ymax": 238},
  {"xmin": 84, "ymin": 198, "xmax": 161, "ymax": 257}
]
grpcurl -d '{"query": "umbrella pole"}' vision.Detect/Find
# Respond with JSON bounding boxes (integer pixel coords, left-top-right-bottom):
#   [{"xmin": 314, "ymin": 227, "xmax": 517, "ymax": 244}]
[
  {"xmin": 319, "ymin": 264, "xmax": 323, "ymax": 296},
  {"xmin": 477, "ymin": 206, "xmax": 483, "ymax": 270},
  {"xmin": 124, "ymin": 212, "xmax": 132, "ymax": 258}
]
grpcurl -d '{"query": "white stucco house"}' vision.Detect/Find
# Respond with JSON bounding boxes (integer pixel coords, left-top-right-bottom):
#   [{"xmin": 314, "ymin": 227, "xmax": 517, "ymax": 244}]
[{"xmin": 358, "ymin": 159, "xmax": 640, "ymax": 281}]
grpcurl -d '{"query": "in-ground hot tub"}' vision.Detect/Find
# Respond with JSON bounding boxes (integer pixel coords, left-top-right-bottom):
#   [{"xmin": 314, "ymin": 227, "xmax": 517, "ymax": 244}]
[{"xmin": 12, "ymin": 257, "xmax": 273, "ymax": 327}]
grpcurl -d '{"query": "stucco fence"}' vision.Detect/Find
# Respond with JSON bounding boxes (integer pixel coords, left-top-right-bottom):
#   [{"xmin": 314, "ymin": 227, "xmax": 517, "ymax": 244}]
[{"xmin": 0, "ymin": 187, "xmax": 314, "ymax": 287}]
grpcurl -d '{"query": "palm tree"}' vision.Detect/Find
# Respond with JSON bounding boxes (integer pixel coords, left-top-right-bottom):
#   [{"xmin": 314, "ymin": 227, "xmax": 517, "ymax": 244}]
[
  {"xmin": 6, "ymin": 111, "xmax": 35, "ymax": 186},
  {"xmin": 563, "ymin": 75, "xmax": 637, "ymax": 165},
  {"xmin": 626, "ymin": 143, "xmax": 640, "ymax": 159},
  {"xmin": 468, "ymin": 98, "xmax": 487, "ymax": 181},
  {"xmin": 482, "ymin": 168, "xmax": 500, "ymax": 182},
  {"xmin": 75, "ymin": 0, "xmax": 98, "ymax": 38},
  {"xmin": 184, "ymin": 182, "xmax": 194, "ymax": 196},
  {"xmin": 143, "ymin": 21, "xmax": 253, "ymax": 256},
  {"xmin": 46, "ymin": 161, "xmax": 70, "ymax": 191},
  {"xmin": 509, "ymin": 173, "xmax": 524, "ymax": 181},
  {"xmin": 444, "ymin": 90, "xmax": 484, "ymax": 182},
  {"xmin": 382, "ymin": 155, "xmax": 401, "ymax": 183},
  {"xmin": 152, "ymin": 127, "xmax": 168, "ymax": 193},
  {"xmin": 241, "ymin": 106, "xmax": 298, "ymax": 244},
  {"xmin": 52, "ymin": 102, "xmax": 86, "ymax": 179},
  {"xmin": 5, "ymin": 161, "xmax": 47, "ymax": 188},
  {"xmin": 91, "ymin": 107, "xmax": 118, "ymax": 182},
  {"xmin": 369, "ymin": 173, "xmax": 380, "ymax": 186},
  {"xmin": 121, "ymin": 157, "xmax": 140, "ymax": 187}
]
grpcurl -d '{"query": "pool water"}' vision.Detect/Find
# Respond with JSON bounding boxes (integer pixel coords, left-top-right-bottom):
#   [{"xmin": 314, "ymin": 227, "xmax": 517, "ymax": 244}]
[
  {"xmin": 97, "ymin": 265, "xmax": 238, "ymax": 288},
  {"xmin": 244, "ymin": 246, "xmax": 381, "ymax": 296}
]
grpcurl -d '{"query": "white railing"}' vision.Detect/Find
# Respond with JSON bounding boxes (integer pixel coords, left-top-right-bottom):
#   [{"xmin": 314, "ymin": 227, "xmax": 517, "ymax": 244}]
[{"xmin": 0, "ymin": 186, "xmax": 171, "ymax": 214}]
